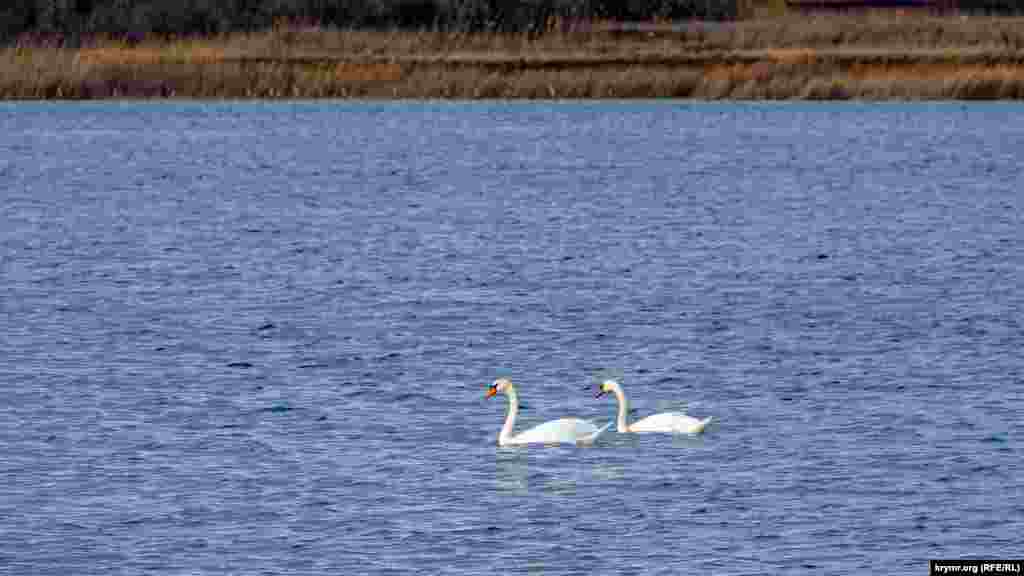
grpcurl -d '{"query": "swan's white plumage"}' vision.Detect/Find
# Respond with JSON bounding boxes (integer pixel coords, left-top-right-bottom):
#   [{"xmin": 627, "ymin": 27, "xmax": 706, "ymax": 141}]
[
  {"xmin": 598, "ymin": 379, "xmax": 713, "ymax": 434},
  {"xmin": 628, "ymin": 412, "xmax": 713, "ymax": 434},
  {"xmin": 502, "ymin": 417, "xmax": 610, "ymax": 445},
  {"xmin": 488, "ymin": 378, "xmax": 610, "ymax": 446}
]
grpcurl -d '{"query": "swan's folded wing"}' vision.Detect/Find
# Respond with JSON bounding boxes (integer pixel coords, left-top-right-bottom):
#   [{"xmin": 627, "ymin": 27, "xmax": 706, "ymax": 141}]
[
  {"xmin": 630, "ymin": 412, "xmax": 713, "ymax": 434},
  {"xmin": 670, "ymin": 413, "xmax": 712, "ymax": 434},
  {"xmin": 512, "ymin": 418, "xmax": 597, "ymax": 445},
  {"xmin": 629, "ymin": 412, "xmax": 682, "ymax": 432},
  {"xmin": 577, "ymin": 420, "xmax": 612, "ymax": 445}
]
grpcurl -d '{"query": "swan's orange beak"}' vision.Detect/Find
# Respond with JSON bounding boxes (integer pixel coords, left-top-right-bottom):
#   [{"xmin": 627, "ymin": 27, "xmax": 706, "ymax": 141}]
[{"xmin": 486, "ymin": 386, "xmax": 497, "ymax": 398}]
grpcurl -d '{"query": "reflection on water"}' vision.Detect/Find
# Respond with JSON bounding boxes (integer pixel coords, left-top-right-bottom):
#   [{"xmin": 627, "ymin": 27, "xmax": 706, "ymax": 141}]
[
  {"xmin": 526, "ymin": 560, "xmax": 548, "ymax": 576},
  {"xmin": 543, "ymin": 476, "xmax": 579, "ymax": 496},
  {"xmin": 493, "ymin": 432, "xmax": 711, "ymax": 495},
  {"xmin": 494, "ymin": 451, "xmax": 530, "ymax": 495},
  {"xmin": 4, "ymin": 102, "xmax": 1018, "ymax": 575},
  {"xmin": 492, "ymin": 434, "xmax": 710, "ymax": 497},
  {"xmin": 493, "ymin": 447, "xmax": 604, "ymax": 496},
  {"xmin": 671, "ymin": 433, "xmax": 708, "ymax": 449},
  {"xmin": 590, "ymin": 461, "xmax": 626, "ymax": 481}
]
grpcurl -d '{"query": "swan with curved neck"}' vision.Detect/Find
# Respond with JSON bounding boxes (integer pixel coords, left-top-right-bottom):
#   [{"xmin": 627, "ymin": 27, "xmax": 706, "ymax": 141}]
[
  {"xmin": 487, "ymin": 378, "xmax": 610, "ymax": 446},
  {"xmin": 596, "ymin": 379, "xmax": 713, "ymax": 434}
]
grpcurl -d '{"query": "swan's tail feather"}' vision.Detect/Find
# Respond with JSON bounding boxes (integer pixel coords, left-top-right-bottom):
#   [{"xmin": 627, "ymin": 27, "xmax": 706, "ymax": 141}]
[{"xmin": 691, "ymin": 416, "xmax": 714, "ymax": 434}]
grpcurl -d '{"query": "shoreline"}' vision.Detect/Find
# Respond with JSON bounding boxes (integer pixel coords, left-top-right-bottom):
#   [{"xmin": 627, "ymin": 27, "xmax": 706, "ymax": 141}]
[{"xmin": 6, "ymin": 18, "xmax": 1024, "ymax": 100}]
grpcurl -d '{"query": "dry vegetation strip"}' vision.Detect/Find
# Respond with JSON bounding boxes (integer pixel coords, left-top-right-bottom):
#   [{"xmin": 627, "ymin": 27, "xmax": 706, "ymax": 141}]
[{"xmin": 6, "ymin": 16, "xmax": 1024, "ymax": 99}]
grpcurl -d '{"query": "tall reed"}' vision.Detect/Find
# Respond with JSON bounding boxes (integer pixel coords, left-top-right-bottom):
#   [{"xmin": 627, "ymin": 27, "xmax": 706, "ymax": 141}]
[{"xmin": 4, "ymin": 16, "xmax": 1024, "ymax": 100}]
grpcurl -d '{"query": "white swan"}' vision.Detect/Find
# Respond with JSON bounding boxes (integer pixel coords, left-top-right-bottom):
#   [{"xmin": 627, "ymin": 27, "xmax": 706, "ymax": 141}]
[
  {"xmin": 596, "ymin": 379, "xmax": 713, "ymax": 434},
  {"xmin": 487, "ymin": 378, "xmax": 611, "ymax": 447}
]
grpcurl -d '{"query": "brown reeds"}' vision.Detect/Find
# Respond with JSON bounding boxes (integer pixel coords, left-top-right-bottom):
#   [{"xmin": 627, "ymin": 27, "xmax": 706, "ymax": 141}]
[{"xmin": 5, "ymin": 16, "xmax": 1024, "ymax": 100}]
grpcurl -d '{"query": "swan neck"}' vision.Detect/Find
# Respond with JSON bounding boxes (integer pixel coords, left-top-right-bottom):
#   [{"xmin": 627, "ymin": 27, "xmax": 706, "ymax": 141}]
[
  {"xmin": 499, "ymin": 386, "xmax": 519, "ymax": 445},
  {"xmin": 613, "ymin": 386, "xmax": 630, "ymax": 432}
]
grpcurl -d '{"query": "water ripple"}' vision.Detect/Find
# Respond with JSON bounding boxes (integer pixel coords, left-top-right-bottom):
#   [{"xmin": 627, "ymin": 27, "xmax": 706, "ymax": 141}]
[{"xmin": 0, "ymin": 102, "xmax": 1021, "ymax": 575}]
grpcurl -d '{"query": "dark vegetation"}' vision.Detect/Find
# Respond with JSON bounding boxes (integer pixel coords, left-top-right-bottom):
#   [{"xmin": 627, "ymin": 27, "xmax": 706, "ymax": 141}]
[
  {"xmin": 4, "ymin": 0, "xmax": 1024, "ymax": 44},
  {"xmin": 1, "ymin": 0, "xmax": 740, "ymax": 41},
  {"xmin": 6, "ymin": 0, "xmax": 1024, "ymax": 44},
  {"xmin": 959, "ymin": 0, "xmax": 1024, "ymax": 14}
]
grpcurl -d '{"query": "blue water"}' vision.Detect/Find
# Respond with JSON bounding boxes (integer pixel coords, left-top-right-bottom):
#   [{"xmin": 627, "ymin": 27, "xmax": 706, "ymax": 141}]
[{"xmin": 1, "ymin": 102, "xmax": 1021, "ymax": 575}]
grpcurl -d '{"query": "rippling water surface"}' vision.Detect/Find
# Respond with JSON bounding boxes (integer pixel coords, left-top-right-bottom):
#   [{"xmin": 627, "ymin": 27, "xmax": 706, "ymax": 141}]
[{"xmin": 1, "ymin": 102, "xmax": 1021, "ymax": 575}]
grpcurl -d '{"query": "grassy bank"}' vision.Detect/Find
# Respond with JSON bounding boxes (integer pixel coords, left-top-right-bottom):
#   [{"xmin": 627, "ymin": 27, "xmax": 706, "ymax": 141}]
[{"xmin": 6, "ymin": 16, "xmax": 1024, "ymax": 100}]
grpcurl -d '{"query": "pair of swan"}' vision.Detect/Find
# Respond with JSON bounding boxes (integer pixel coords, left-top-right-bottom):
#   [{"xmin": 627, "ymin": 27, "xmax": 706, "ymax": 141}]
[{"xmin": 486, "ymin": 377, "xmax": 713, "ymax": 447}]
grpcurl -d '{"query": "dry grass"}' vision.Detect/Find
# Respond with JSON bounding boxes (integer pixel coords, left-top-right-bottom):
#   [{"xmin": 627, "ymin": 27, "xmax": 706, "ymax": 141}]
[{"xmin": 6, "ymin": 16, "xmax": 1024, "ymax": 99}]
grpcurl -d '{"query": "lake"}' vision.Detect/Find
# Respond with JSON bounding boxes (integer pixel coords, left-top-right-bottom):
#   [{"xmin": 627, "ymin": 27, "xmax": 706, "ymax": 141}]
[{"xmin": 1, "ymin": 101, "xmax": 1021, "ymax": 575}]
